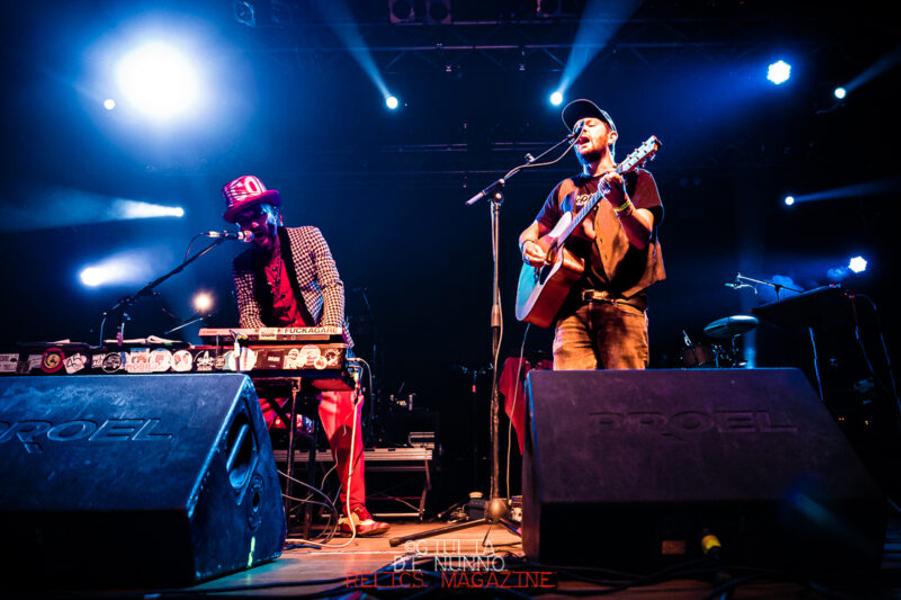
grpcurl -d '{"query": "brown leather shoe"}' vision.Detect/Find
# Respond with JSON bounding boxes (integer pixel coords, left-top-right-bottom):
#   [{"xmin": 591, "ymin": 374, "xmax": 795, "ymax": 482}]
[{"xmin": 338, "ymin": 506, "xmax": 391, "ymax": 537}]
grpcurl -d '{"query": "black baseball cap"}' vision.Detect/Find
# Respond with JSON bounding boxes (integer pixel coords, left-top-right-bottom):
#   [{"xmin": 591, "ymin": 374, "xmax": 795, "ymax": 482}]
[{"xmin": 561, "ymin": 98, "xmax": 617, "ymax": 133}]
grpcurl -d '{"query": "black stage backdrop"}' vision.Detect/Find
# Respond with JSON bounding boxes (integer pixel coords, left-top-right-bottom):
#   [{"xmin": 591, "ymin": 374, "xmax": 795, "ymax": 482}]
[{"xmin": 1, "ymin": 0, "xmax": 898, "ymax": 501}]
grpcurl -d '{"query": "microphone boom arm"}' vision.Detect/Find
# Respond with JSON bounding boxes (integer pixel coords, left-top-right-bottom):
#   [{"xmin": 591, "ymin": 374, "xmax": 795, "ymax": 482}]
[
  {"xmin": 465, "ymin": 130, "xmax": 579, "ymax": 206},
  {"xmin": 99, "ymin": 237, "xmax": 228, "ymax": 344},
  {"xmin": 724, "ymin": 272, "xmax": 805, "ymax": 300}
]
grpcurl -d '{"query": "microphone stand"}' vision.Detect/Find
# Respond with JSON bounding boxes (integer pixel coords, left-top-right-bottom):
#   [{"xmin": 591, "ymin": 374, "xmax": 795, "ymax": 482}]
[
  {"xmin": 727, "ymin": 272, "xmax": 804, "ymax": 301},
  {"xmin": 389, "ymin": 131, "xmax": 578, "ymax": 548},
  {"xmin": 98, "ymin": 238, "xmax": 229, "ymax": 345},
  {"xmin": 726, "ymin": 272, "xmax": 833, "ymax": 401},
  {"xmin": 164, "ymin": 314, "xmax": 209, "ymax": 336}
]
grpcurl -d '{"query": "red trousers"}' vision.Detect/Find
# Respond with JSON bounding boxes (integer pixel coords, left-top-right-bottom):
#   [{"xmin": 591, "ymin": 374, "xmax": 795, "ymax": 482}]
[{"xmin": 260, "ymin": 390, "xmax": 366, "ymax": 512}]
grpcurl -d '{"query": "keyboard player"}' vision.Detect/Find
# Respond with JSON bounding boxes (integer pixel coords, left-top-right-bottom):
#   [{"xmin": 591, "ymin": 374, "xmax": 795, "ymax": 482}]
[{"xmin": 223, "ymin": 174, "xmax": 389, "ymax": 537}]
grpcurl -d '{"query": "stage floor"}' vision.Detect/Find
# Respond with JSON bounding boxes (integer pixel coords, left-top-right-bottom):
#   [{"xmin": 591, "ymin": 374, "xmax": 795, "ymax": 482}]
[{"xmin": 180, "ymin": 521, "xmax": 897, "ymax": 598}]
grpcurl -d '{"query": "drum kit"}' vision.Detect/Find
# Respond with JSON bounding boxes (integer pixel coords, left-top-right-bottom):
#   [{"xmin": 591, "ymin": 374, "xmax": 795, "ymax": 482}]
[{"xmin": 681, "ymin": 314, "xmax": 759, "ymax": 368}]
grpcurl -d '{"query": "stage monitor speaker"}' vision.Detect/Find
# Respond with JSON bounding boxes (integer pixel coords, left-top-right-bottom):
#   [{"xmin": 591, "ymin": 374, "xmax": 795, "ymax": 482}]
[
  {"xmin": 0, "ymin": 374, "xmax": 286, "ymax": 587},
  {"xmin": 523, "ymin": 368, "xmax": 886, "ymax": 572}
]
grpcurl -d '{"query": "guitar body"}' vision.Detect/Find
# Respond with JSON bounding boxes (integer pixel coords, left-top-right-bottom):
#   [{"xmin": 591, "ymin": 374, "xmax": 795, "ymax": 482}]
[{"xmin": 515, "ymin": 242, "xmax": 585, "ymax": 328}]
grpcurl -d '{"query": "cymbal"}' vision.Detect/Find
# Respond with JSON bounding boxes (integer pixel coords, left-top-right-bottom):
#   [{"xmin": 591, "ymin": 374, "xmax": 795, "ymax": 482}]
[{"xmin": 703, "ymin": 314, "xmax": 759, "ymax": 339}]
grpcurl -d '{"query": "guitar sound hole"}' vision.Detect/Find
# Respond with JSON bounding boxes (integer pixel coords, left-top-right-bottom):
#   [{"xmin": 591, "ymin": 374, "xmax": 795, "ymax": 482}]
[{"xmin": 538, "ymin": 265, "xmax": 551, "ymax": 284}]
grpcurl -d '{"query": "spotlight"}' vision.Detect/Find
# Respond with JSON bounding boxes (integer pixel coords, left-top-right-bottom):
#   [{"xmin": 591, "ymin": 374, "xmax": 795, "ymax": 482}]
[
  {"xmin": 79, "ymin": 262, "xmax": 130, "ymax": 288},
  {"xmin": 550, "ymin": 91, "xmax": 564, "ymax": 106},
  {"xmin": 848, "ymin": 256, "xmax": 867, "ymax": 273},
  {"xmin": 385, "ymin": 95, "xmax": 399, "ymax": 110},
  {"xmin": 103, "ymin": 98, "xmax": 116, "ymax": 111},
  {"xmin": 784, "ymin": 195, "xmax": 795, "ymax": 206},
  {"xmin": 115, "ymin": 42, "xmax": 202, "ymax": 121},
  {"xmin": 113, "ymin": 200, "xmax": 185, "ymax": 219},
  {"xmin": 193, "ymin": 291, "xmax": 215, "ymax": 314},
  {"xmin": 767, "ymin": 60, "xmax": 792, "ymax": 85},
  {"xmin": 79, "ymin": 254, "xmax": 154, "ymax": 289},
  {"xmin": 80, "ymin": 267, "xmax": 108, "ymax": 288},
  {"xmin": 834, "ymin": 86, "xmax": 847, "ymax": 100}
]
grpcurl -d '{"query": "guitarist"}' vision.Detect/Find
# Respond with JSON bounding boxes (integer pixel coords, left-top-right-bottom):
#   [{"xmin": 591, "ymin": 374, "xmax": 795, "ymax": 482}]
[{"xmin": 518, "ymin": 99, "xmax": 665, "ymax": 370}]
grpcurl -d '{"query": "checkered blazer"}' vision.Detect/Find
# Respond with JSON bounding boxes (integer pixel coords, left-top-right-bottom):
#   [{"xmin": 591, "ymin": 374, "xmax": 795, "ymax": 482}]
[{"xmin": 232, "ymin": 226, "xmax": 353, "ymax": 346}]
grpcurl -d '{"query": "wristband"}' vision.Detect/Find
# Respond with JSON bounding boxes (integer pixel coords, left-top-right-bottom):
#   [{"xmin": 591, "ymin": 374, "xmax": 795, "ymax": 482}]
[{"xmin": 613, "ymin": 199, "xmax": 634, "ymax": 215}]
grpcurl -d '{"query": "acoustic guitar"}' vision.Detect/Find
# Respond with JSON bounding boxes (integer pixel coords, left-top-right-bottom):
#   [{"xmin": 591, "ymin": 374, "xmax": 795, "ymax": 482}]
[{"xmin": 515, "ymin": 136, "xmax": 662, "ymax": 328}]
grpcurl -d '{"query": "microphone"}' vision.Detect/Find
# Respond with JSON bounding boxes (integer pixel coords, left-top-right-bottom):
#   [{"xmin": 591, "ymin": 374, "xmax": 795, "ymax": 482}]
[
  {"xmin": 567, "ymin": 122, "xmax": 586, "ymax": 141},
  {"xmin": 201, "ymin": 230, "xmax": 255, "ymax": 242},
  {"xmin": 725, "ymin": 281, "xmax": 757, "ymax": 294},
  {"xmin": 466, "ymin": 178, "xmax": 506, "ymax": 206}
]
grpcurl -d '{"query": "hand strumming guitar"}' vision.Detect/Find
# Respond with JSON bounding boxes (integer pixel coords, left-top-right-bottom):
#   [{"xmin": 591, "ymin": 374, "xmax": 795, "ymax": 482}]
[{"xmin": 521, "ymin": 239, "xmax": 548, "ymax": 267}]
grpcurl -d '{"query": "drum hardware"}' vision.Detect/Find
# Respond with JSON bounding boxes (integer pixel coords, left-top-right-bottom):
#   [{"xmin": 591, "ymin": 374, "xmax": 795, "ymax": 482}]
[
  {"xmin": 680, "ymin": 315, "xmax": 759, "ymax": 368},
  {"xmin": 680, "ymin": 330, "xmax": 718, "ymax": 368}
]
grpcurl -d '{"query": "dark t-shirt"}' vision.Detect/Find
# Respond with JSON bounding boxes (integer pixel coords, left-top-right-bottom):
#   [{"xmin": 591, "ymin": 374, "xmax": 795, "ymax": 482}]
[{"xmin": 535, "ymin": 168, "xmax": 663, "ymax": 294}]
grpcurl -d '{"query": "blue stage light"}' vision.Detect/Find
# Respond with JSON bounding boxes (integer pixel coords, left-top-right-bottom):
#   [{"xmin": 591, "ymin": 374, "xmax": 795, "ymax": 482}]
[
  {"xmin": 103, "ymin": 98, "xmax": 117, "ymax": 111},
  {"xmin": 79, "ymin": 254, "xmax": 155, "ymax": 288},
  {"xmin": 116, "ymin": 42, "xmax": 202, "ymax": 121},
  {"xmin": 767, "ymin": 60, "xmax": 791, "ymax": 85},
  {"xmin": 550, "ymin": 91, "xmax": 564, "ymax": 106},
  {"xmin": 80, "ymin": 267, "xmax": 107, "ymax": 288},
  {"xmin": 784, "ymin": 195, "xmax": 795, "ymax": 206},
  {"xmin": 385, "ymin": 95, "xmax": 399, "ymax": 110},
  {"xmin": 848, "ymin": 256, "xmax": 867, "ymax": 273},
  {"xmin": 834, "ymin": 86, "xmax": 847, "ymax": 99},
  {"xmin": 79, "ymin": 263, "xmax": 128, "ymax": 288},
  {"xmin": 115, "ymin": 200, "xmax": 184, "ymax": 219}
]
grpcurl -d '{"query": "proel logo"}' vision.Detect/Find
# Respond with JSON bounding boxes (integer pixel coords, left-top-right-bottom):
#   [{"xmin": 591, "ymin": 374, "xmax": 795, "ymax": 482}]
[
  {"xmin": 0, "ymin": 419, "xmax": 174, "ymax": 454},
  {"xmin": 589, "ymin": 410, "xmax": 797, "ymax": 441}
]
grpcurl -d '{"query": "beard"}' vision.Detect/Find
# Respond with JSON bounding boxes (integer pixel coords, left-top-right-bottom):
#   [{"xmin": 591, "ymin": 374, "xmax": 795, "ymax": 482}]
[{"xmin": 577, "ymin": 147, "xmax": 602, "ymax": 165}]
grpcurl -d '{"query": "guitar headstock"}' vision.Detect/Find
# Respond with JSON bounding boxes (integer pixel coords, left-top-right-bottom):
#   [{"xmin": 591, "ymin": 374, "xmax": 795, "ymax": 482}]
[{"xmin": 618, "ymin": 135, "xmax": 662, "ymax": 174}]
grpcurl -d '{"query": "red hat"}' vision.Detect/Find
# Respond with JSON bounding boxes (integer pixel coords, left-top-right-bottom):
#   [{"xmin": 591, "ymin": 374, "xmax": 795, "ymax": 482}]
[{"xmin": 222, "ymin": 175, "xmax": 281, "ymax": 223}]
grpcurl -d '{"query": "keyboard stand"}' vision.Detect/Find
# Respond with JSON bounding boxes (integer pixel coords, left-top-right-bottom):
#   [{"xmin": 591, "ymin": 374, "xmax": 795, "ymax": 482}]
[{"xmin": 253, "ymin": 377, "xmax": 320, "ymax": 540}]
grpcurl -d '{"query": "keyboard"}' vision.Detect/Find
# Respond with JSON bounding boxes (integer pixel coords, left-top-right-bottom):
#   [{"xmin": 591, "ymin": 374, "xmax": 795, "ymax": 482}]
[{"xmin": 198, "ymin": 327, "xmax": 343, "ymax": 343}]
